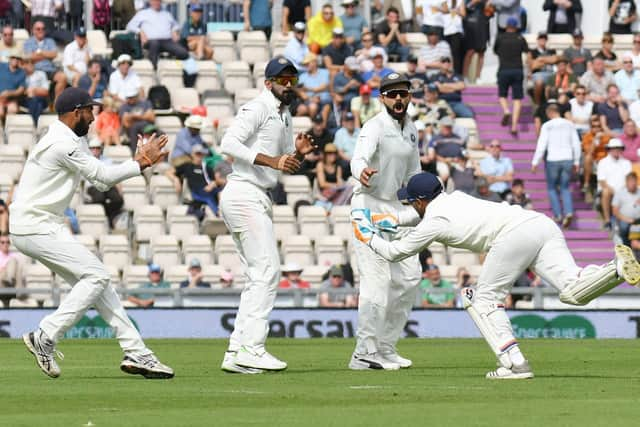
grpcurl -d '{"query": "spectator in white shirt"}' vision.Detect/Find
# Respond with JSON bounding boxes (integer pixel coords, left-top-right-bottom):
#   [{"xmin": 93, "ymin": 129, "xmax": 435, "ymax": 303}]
[
  {"xmin": 30, "ymin": 0, "xmax": 63, "ymax": 34},
  {"xmin": 569, "ymin": 84, "xmax": 594, "ymax": 137},
  {"xmin": 614, "ymin": 53, "xmax": 640, "ymax": 103},
  {"xmin": 283, "ymin": 22, "xmax": 309, "ymax": 72},
  {"xmin": 612, "ymin": 171, "xmax": 640, "ymax": 246},
  {"xmin": 532, "ymin": 103, "xmax": 581, "ymax": 228},
  {"xmin": 598, "ymin": 138, "xmax": 633, "ymax": 230},
  {"xmin": 418, "ymin": 27, "xmax": 452, "ymax": 78},
  {"xmin": 63, "ymin": 28, "xmax": 92, "ymax": 87},
  {"xmin": 419, "ymin": 0, "xmax": 446, "ymax": 37},
  {"xmin": 629, "ymin": 89, "xmax": 640, "ymax": 128},
  {"xmin": 107, "ymin": 54, "xmax": 143, "ymax": 103}
]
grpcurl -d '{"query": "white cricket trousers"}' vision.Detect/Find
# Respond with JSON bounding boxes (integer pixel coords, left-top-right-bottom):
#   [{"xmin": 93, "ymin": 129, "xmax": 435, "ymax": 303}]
[
  {"xmin": 11, "ymin": 225, "xmax": 147, "ymax": 354},
  {"xmin": 219, "ymin": 180, "xmax": 281, "ymax": 352},
  {"xmin": 351, "ymin": 193, "xmax": 422, "ymax": 355}
]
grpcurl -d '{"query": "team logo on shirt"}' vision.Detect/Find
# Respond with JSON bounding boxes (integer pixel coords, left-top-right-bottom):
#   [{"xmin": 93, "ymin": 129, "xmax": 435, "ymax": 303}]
[
  {"xmin": 67, "ymin": 149, "xmax": 76, "ymax": 156},
  {"xmin": 410, "ymin": 134, "xmax": 416, "ymax": 143}
]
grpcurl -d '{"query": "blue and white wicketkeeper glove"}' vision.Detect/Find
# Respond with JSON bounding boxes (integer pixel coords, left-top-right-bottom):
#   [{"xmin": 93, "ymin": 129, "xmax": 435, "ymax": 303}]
[
  {"xmin": 371, "ymin": 213, "xmax": 399, "ymax": 233},
  {"xmin": 351, "ymin": 208, "xmax": 377, "ymax": 245}
]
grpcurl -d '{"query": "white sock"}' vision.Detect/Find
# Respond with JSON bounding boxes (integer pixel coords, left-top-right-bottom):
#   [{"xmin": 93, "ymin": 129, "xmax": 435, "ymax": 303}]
[{"xmin": 508, "ymin": 345, "xmax": 525, "ymax": 365}]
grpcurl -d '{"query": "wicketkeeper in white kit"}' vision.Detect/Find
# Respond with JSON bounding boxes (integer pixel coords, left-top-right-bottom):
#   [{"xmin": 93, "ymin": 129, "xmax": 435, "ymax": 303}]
[
  {"xmin": 352, "ymin": 172, "xmax": 640, "ymax": 379},
  {"xmin": 10, "ymin": 88, "xmax": 174, "ymax": 379},
  {"xmin": 349, "ymin": 72, "xmax": 422, "ymax": 371},
  {"xmin": 218, "ymin": 57, "xmax": 315, "ymax": 374}
]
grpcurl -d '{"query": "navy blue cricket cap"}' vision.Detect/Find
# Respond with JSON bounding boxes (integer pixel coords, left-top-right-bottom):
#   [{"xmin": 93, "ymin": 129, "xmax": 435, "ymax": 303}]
[
  {"xmin": 397, "ymin": 172, "xmax": 444, "ymax": 202},
  {"xmin": 190, "ymin": 3, "xmax": 203, "ymax": 12},
  {"xmin": 265, "ymin": 56, "xmax": 298, "ymax": 78},
  {"xmin": 55, "ymin": 87, "xmax": 101, "ymax": 114}
]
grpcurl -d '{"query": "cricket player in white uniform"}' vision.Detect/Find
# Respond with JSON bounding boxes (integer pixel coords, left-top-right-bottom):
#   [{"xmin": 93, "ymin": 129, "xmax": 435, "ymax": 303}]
[
  {"xmin": 352, "ymin": 172, "xmax": 640, "ymax": 379},
  {"xmin": 219, "ymin": 57, "xmax": 315, "ymax": 374},
  {"xmin": 349, "ymin": 73, "xmax": 422, "ymax": 371},
  {"xmin": 10, "ymin": 88, "xmax": 174, "ymax": 379}
]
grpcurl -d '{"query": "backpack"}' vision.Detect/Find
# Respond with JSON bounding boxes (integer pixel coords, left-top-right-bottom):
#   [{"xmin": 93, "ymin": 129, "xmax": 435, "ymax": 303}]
[
  {"xmin": 93, "ymin": 0, "xmax": 111, "ymax": 27},
  {"xmin": 148, "ymin": 85, "xmax": 171, "ymax": 110}
]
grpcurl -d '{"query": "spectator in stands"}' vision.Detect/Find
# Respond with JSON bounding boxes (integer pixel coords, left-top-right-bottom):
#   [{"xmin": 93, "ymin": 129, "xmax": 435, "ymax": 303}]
[
  {"xmin": 323, "ymin": 27, "xmax": 353, "ymax": 73},
  {"xmin": 471, "ymin": 176, "xmax": 502, "ymax": 202},
  {"xmin": 296, "ymin": 53, "xmax": 331, "ymax": 121},
  {"xmin": 243, "ymin": 0, "xmax": 273, "ymax": 39},
  {"xmin": 77, "ymin": 59, "xmax": 107, "ymax": 101},
  {"xmin": 609, "ymin": 0, "xmax": 637, "ymax": 34},
  {"xmin": 23, "ymin": 20, "xmax": 66, "ymax": 100},
  {"xmin": 307, "ymin": 3, "xmax": 343, "ymax": 51},
  {"xmin": 282, "ymin": 0, "xmax": 311, "ymax": 34},
  {"xmin": 543, "ymin": 0, "xmax": 582, "ymax": 33},
  {"xmin": 621, "ymin": 118, "xmax": 640, "ymax": 162},
  {"xmin": 331, "ymin": 56, "xmax": 361, "ymax": 113},
  {"xmin": 0, "ymin": 25, "xmax": 23, "ymax": 63},
  {"xmin": 316, "ymin": 143, "xmax": 352, "ymax": 208},
  {"xmin": 375, "ymin": 6, "xmax": 410, "ymax": 62},
  {"xmin": 0, "ymin": 200, "xmax": 7, "ymax": 234},
  {"xmin": 319, "ymin": 265, "xmax": 356, "ymax": 308},
  {"xmin": 494, "ymin": 0, "xmax": 522, "ymax": 32},
  {"xmin": 361, "ymin": 51, "xmax": 393, "ymax": 97},
  {"xmin": 170, "ymin": 114, "xmax": 206, "ymax": 167},
  {"xmin": 462, "ymin": 1, "xmax": 491, "ymax": 82},
  {"xmin": 279, "ymin": 263, "xmax": 311, "ymax": 289},
  {"xmin": 528, "ymin": 31, "xmax": 558, "ymax": 105},
  {"xmin": 220, "ymin": 270, "xmax": 234, "ymax": 288},
  {"xmin": 62, "ymin": 28, "xmax": 91, "ymax": 88},
  {"xmin": 479, "ymin": 139, "xmax": 513, "ymax": 198},
  {"xmin": 107, "ymin": 54, "xmax": 142, "ymax": 104},
  {"xmin": 579, "ymin": 57, "xmax": 615, "ymax": 104},
  {"xmin": 582, "ymin": 114, "xmax": 611, "ymax": 200},
  {"xmin": 181, "ymin": 3, "xmax": 212, "ymax": 60},
  {"xmin": 598, "ymin": 83, "xmax": 629, "ymax": 134},
  {"xmin": 563, "ymin": 29, "xmax": 592, "ymax": 78},
  {"xmin": 126, "ymin": 0, "xmax": 189, "ymax": 69},
  {"xmin": 128, "ymin": 264, "xmax": 170, "ymax": 308},
  {"xmin": 94, "ymin": 96, "xmax": 121, "ymax": 146},
  {"xmin": 334, "ymin": 111, "xmax": 359, "ymax": 171},
  {"xmin": 494, "ymin": 17, "xmax": 527, "ymax": 137},
  {"xmin": 0, "ymin": 50, "xmax": 25, "ymax": 124},
  {"xmin": 598, "ymin": 138, "xmax": 633, "ymax": 230},
  {"xmin": 433, "ymin": 56, "xmax": 474, "ymax": 118},
  {"xmin": 354, "ymin": 31, "xmax": 387, "ymax": 73},
  {"xmin": 418, "ymin": 0, "xmax": 445, "ymax": 37},
  {"xmin": 454, "ymin": 266, "xmax": 475, "ymax": 308},
  {"xmin": 21, "ymin": 56, "xmax": 49, "ymax": 124},
  {"xmin": 415, "ymin": 120, "xmax": 437, "ymax": 173},
  {"xmin": 418, "ymin": 27, "xmax": 452, "ymax": 79},
  {"xmin": 414, "ymin": 83, "xmax": 454, "ymax": 124},
  {"xmin": 350, "ymin": 83, "xmax": 380, "ymax": 128},
  {"xmin": 296, "ymin": 114, "xmax": 331, "ymax": 183},
  {"xmin": 85, "ymin": 138, "xmax": 125, "ymax": 227},
  {"xmin": 613, "ymin": 171, "xmax": 640, "ymax": 246},
  {"xmin": 449, "ymin": 152, "xmax": 479, "ymax": 194},
  {"xmin": 595, "ymin": 32, "xmax": 621, "ymax": 72},
  {"xmin": 615, "ymin": 54, "xmax": 640, "ymax": 103},
  {"xmin": 112, "ymin": 0, "xmax": 136, "ymax": 30},
  {"xmin": 406, "ymin": 55, "xmax": 428, "ymax": 87},
  {"xmin": 179, "ymin": 258, "xmax": 211, "ymax": 288},
  {"xmin": 545, "ymin": 56, "xmax": 577, "ymax": 99},
  {"xmin": 532, "ymin": 103, "xmax": 581, "ymax": 227},
  {"xmin": 119, "ymin": 87, "xmax": 155, "ymax": 150},
  {"xmin": 570, "ymin": 84, "xmax": 594, "ymax": 138},
  {"xmin": 0, "ymin": 233, "xmax": 22, "ymax": 308},
  {"xmin": 443, "ymin": 0, "xmax": 466, "ymax": 75},
  {"xmin": 626, "ymin": 32, "xmax": 640, "ymax": 68},
  {"xmin": 505, "ymin": 178, "xmax": 533, "ymax": 209},
  {"xmin": 534, "ymin": 90, "xmax": 569, "ymax": 136},
  {"xmin": 630, "ymin": 88, "xmax": 640, "ymax": 127},
  {"xmin": 420, "ymin": 264, "xmax": 455, "ymax": 308},
  {"xmin": 284, "ymin": 22, "xmax": 309, "ymax": 72},
  {"xmin": 340, "ymin": 0, "xmax": 368, "ymax": 48},
  {"xmin": 30, "ymin": 0, "xmax": 63, "ymax": 35},
  {"xmin": 431, "ymin": 116, "xmax": 465, "ymax": 181}
]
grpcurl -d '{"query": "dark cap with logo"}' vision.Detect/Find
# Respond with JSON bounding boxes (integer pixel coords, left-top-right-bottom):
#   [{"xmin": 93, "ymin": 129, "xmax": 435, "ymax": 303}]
[
  {"xmin": 397, "ymin": 172, "xmax": 444, "ymax": 202},
  {"xmin": 379, "ymin": 72, "xmax": 411, "ymax": 93},
  {"xmin": 55, "ymin": 87, "xmax": 101, "ymax": 114},
  {"xmin": 265, "ymin": 56, "xmax": 298, "ymax": 78}
]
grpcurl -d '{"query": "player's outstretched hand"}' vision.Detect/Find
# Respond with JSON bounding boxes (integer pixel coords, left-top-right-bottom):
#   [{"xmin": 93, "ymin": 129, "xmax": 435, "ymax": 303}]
[
  {"xmin": 295, "ymin": 133, "xmax": 317, "ymax": 156},
  {"xmin": 351, "ymin": 208, "xmax": 376, "ymax": 245},
  {"xmin": 274, "ymin": 154, "xmax": 301, "ymax": 174},
  {"xmin": 135, "ymin": 133, "xmax": 169, "ymax": 170},
  {"xmin": 372, "ymin": 213, "xmax": 399, "ymax": 233}
]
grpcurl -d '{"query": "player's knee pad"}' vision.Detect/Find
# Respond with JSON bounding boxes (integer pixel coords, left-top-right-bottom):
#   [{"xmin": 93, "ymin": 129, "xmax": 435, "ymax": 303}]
[{"xmin": 559, "ymin": 261, "xmax": 621, "ymax": 306}]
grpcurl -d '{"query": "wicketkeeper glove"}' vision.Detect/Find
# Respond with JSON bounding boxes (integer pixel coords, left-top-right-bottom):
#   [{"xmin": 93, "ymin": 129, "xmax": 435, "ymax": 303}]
[
  {"xmin": 351, "ymin": 208, "xmax": 377, "ymax": 245},
  {"xmin": 371, "ymin": 213, "xmax": 399, "ymax": 233}
]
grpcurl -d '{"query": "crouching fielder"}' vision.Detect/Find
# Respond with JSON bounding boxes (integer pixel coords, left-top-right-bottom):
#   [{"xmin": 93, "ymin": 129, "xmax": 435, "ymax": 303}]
[{"xmin": 352, "ymin": 172, "xmax": 640, "ymax": 379}]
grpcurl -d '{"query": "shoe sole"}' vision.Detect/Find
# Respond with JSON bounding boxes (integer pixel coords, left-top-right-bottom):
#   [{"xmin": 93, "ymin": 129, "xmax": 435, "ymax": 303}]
[
  {"xmin": 615, "ymin": 244, "xmax": 640, "ymax": 285},
  {"xmin": 23, "ymin": 333, "xmax": 59, "ymax": 379},
  {"xmin": 221, "ymin": 363, "xmax": 264, "ymax": 374},
  {"xmin": 120, "ymin": 363, "xmax": 174, "ymax": 379},
  {"xmin": 234, "ymin": 360, "xmax": 287, "ymax": 371},
  {"xmin": 486, "ymin": 372, "xmax": 534, "ymax": 380},
  {"xmin": 348, "ymin": 358, "xmax": 400, "ymax": 371}
]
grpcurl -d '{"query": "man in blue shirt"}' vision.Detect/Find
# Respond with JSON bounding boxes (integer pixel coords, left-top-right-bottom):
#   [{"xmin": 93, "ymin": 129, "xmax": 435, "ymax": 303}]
[
  {"xmin": 0, "ymin": 51, "xmax": 26, "ymax": 123},
  {"xmin": 243, "ymin": 0, "xmax": 273, "ymax": 39},
  {"xmin": 284, "ymin": 22, "xmax": 309, "ymax": 72},
  {"xmin": 332, "ymin": 56, "xmax": 362, "ymax": 111},
  {"xmin": 479, "ymin": 139, "xmax": 514, "ymax": 198},
  {"xmin": 297, "ymin": 53, "xmax": 331, "ymax": 119},
  {"xmin": 433, "ymin": 56, "xmax": 474, "ymax": 118},
  {"xmin": 361, "ymin": 52, "xmax": 392, "ymax": 97},
  {"xmin": 170, "ymin": 114, "xmax": 206, "ymax": 167},
  {"xmin": 181, "ymin": 3, "xmax": 212, "ymax": 60},
  {"xmin": 340, "ymin": 0, "xmax": 368, "ymax": 49},
  {"xmin": 23, "ymin": 20, "xmax": 67, "ymax": 100},
  {"xmin": 333, "ymin": 111, "xmax": 359, "ymax": 179},
  {"xmin": 77, "ymin": 60, "xmax": 107, "ymax": 100}
]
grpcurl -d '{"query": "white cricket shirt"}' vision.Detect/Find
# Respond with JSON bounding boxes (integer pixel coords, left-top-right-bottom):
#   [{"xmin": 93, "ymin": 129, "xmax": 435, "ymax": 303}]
[
  {"xmin": 10, "ymin": 120, "xmax": 141, "ymax": 235},
  {"xmin": 220, "ymin": 88, "xmax": 294, "ymax": 191},
  {"xmin": 351, "ymin": 109, "xmax": 422, "ymax": 201},
  {"xmin": 532, "ymin": 117, "xmax": 582, "ymax": 166}
]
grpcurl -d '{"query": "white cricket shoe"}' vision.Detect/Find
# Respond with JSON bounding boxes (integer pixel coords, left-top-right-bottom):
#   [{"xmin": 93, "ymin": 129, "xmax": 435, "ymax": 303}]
[
  {"xmin": 486, "ymin": 361, "xmax": 534, "ymax": 380},
  {"xmin": 120, "ymin": 352, "xmax": 174, "ymax": 379},
  {"xmin": 349, "ymin": 352, "xmax": 401, "ymax": 370},
  {"xmin": 380, "ymin": 351, "xmax": 412, "ymax": 368},
  {"xmin": 615, "ymin": 244, "xmax": 640, "ymax": 285},
  {"xmin": 234, "ymin": 346, "xmax": 287, "ymax": 371},
  {"xmin": 221, "ymin": 351, "xmax": 264, "ymax": 374},
  {"xmin": 23, "ymin": 330, "xmax": 63, "ymax": 378}
]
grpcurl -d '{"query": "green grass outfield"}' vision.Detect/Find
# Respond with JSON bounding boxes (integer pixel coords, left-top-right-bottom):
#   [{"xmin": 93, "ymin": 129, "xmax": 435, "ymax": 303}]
[{"xmin": 2, "ymin": 338, "xmax": 640, "ymax": 427}]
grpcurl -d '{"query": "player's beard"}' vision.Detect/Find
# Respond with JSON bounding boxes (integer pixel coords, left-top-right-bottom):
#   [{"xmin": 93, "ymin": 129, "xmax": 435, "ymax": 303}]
[
  {"xmin": 385, "ymin": 100, "xmax": 407, "ymax": 121},
  {"xmin": 73, "ymin": 116, "xmax": 91, "ymax": 137},
  {"xmin": 273, "ymin": 87, "xmax": 296, "ymax": 105}
]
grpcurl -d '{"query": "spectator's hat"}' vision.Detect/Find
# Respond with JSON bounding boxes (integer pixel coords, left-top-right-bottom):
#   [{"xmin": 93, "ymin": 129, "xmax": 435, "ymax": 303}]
[
  {"xmin": 282, "ymin": 262, "xmax": 304, "ymax": 273},
  {"xmin": 55, "ymin": 87, "xmax": 101, "ymax": 114},
  {"xmin": 333, "ymin": 27, "xmax": 344, "ymax": 37},
  {"xmin": 324, "ymin": 143, "xmax": 338, "ymax": 153},
  {"xmin": 344, "ymin": 56, "xmax": 359, "ymax": 71},
  {"xmin": 8, "ymin": 48, "xmax": 22, "ymax": 59},
  {"xmin": 312, "ymin": 113, "xmax": 324, "ymax": 123},
  {"xmin": 301, "ymin": 52, "xmax": 317, "ymax": 65},
  {"xmin": 537, "ymin": 31, "xmax": 548, "ymax": 39},
  {"xmin": 408, "ymin": 54, "xmax": 418, "ymax": 64},
  {"xmin": 117, "ymin": 54, "xmax": 133, "ymax": 65},
  {"xmin": 75, "ymin": 27, "xmax": 87, "ymax": 37},
  {"xmin": 342, "ymin": 0, "xmax": 358, "ymax": 6},
  {"xmin": 142, "ymin": 123, "xmax": 158, "ymax": 134},
  {"xmin": 426, "ymin": 82, "xmax": 439, "ymax": 93},
  {"xmin": 397, "ymin": 172, "xmax": 444, "ymax": 202},
  {"xmin": 606, "ymin": 138, "xmax": 625, "ymax": 149},
  {"xmin": 506, "ymin": 17, "xmax": 519, "ymax": 28},
  {"xmin": 329, "ymin": 265, "xmax": 344, "ymax": 277},
  {"xmin": 344, "ymin": 111, "xmax": 355, "ymax": 121},
  {"xmin": 425, "ymin": 26, "xmax": 439, "ymax": 36},
  {"xmin": 88, "ymin": 137, "xmax": 102, "ymax": 148},
  {"xmin": 572, "ymin": 28, "xmax": 583, "ymax": 38},
  {"xmin": 191, "ymin": 144, "xmax": 209, "ymax": 155},
  {"xmin": 189, "ymin": 258, "xmax": 202, "ymax": 269},
  {"xmin": 189, "ymin": 3, "xmax": 203, "ymax": 12},
  {"xmin": 379, "ymin": 72, "xmax": 411, "ymax": 93},
  {"xmin": 185, "ymin": 114, "xmax": 205, "ymax": 130},
  {"xmin": 221, "ymin": 271, "xmax": 234, "ymax": 282},
  {"xmin": 294, "ymin": 22, "xmax": 306, "ymax": 32},
  {"xmin": 414, "ymin": 120, "xmax": 426, "ymax": 131},
  {"xmin": 359, "ymin": 84, "xmax": 372, "ymax": 95},
  {"xmin": 370, "ymin": 47, "xmax": 385, "ymax": 58},
  {"xmin": 124, "ymin": 86, "xmax": 139, "ymax": 98},
  {"xmin": 439, "ymin": 116, "xmax": 454, "ymax": 127},
  {"xmin": 265, "ymin": 56, "xmax": 298, "ymax": 77},
  {"xmin": 149, "ymin": 263, "xmax": 162, "ymax": 273}
]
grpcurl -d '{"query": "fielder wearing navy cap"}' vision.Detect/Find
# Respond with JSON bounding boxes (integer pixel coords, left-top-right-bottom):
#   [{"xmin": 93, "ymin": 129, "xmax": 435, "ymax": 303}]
[
  {"xmin": 265, "ymin": 56, "xmax": 298, "ymax": 78},
  {"xmin": 55, "ymin": 87, "xmax": 101, "ymax": 114},
  {"xmin": 397, "ymin": 172, "xmax": 444, "ymax": 202},
  {"xmin": 379, "ymin": 72, "xmax": 411, "ymax": 93}
]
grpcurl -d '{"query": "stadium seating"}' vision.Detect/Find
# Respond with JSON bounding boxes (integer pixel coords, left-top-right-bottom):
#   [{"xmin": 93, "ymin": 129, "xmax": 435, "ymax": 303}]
[
  {"xmin": 222, "ymin": 61, "xmax": 252, "ymax": 94},
  {"xmin": 282, "ymin": 235, "xmax": 313, "ymax": 266},
  {"xmin": 121, "ymin": 176, "xmax": 149, "ymax": 210},
  {"xmin": 204, "ymin": 94, "xmax": 235, "ymax": 121},
  {"xmin": 214, "ymin": 234, "xmax": 243, "ymax": 273},
  {"xmin": 170, "ymin": 87, "xmax": 200, "ymax": 113},
  {"xmin": 270, "ymin": 32, "xmax": 292, "ymax": 57},
  {"xmin": 76, "ymin": 204, "xmax": 109, "ymax": 240},
  {"xmin": 133, "ymin": 205, "xmax": 165, "ymax": 243},
  {"xmin": 75, "ymin": 234, "xmax": 99, "ymax": 256},
  {"xmin": 5, "ymin": 115, "xmax": 35, "ymax": 152},
  {"xmin": 167, "ymin": 205, "xmax": 199, "ymax": 239},
  {"xmin": 150, "ymin": 235, "xmax": 181, "ymax": 266},
  {"xmin": 24, "ymin": 263, "xmax": 54, "ymax": 302},
  {"xmin": 0, "ymin": 144, "xmax": 25, "ymax": 181},
  {"xmin": 237, "ymin": 31, "xmax": 270, "ymax": 64},
  {"xmin": 329, "ymin": 205, "xmax": 352, "ymax": 241},
  {"xmin": 123, "ymin": 264, "xmax": 151, "ymax": 289},
  {"xmin": 100, "ymin": 235, "xmax": 130, "ymax": 271},
  {"xmin": 282, "ymin": 175, "xmax": 312, "ymax": 207},
  {"xmin": 103, "ymin": 145, "xmax": 133, "ymax": 163},
  {"xmin": 406, "ymin": 32, "xmax": 428, "ymax": 55},
  {"xmin": 87, "ymin": 29, "xmax": 113, "ymax": 57},
  {"xmin": 195, "ymin": 61, "xmax": 222, "ymax": 93},
  {"xmin": 149, "ymin": 174, "xmax": 180, "ymax": 209},
  {"xmin": 273, "ymin": 205, "xmax": 297, "ymax": 241},
  {"xmin": 234, "ymin": 88, "xmax": 262, "ymax": 110},
  {"xmin": 36, "ymin": 115, "xmax": 56, "ymax": 138},
  {"xmin": 182, "ymin": 235, "xmax": 214, "ymax": 265},
  {"xmin": 209, "ymin": 31, "xmax": 237, "ymax": 63},
  {"xmin": 315, "ymin": 235, "xmax": 346, "ymax": 267},
  {"xmin": 298, "ymin": 206, "xmax": 330, "ymax": 238},
  {"xmin": 157, "ymin": 60, "xmax": 185, "ymax": 91}
]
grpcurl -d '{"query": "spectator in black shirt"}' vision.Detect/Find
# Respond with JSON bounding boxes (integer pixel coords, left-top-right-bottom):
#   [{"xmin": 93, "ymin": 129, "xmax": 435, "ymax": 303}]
[
  {"xmin": 323, "ymin": 27, "xmax": 353, "ymax": 73},
  {"xmin": 543, "ymin": 0, "xmax": 582, "ymax": 34},
  {"xmin": 609, "ymin": 0, "xmax": 637, "ymax": 34},
  {"xmin": 298, "ymin": 114, "xmax": 333, "ymax": 184},
  {"xmin": 528, "ymin": 31, "xmax": 558, "ymax": 105},
  {"xmin": 282, "ymin": 0, "xmax": 312, "ymax": 34},
  {"xmin": 432, "ymin": 57, "xmax": 474, "ymax": 118},
  {"xmin": 494, "ymin": 17, "xmax": 528, "ymax": 136},
  {"xmin": 406, "ymin": 55, "xmax": 428, "ymax": 87},
  {"xmin": 375, "ymin": 6, "xmax": 410, "ymax": 62},
  {"xmin": 534, "ymin": 90, "xmax": 572, "ymax": 135}
]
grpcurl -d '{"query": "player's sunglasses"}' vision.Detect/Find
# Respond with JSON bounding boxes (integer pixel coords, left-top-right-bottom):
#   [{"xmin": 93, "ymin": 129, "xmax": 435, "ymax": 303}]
[
  {"xmin": 383, "ymin": 90, "xmax": 410, "ymax": 99},
  {"xmin": 271, "ymin": 76, "xmax": 298, "ymax": 86}
]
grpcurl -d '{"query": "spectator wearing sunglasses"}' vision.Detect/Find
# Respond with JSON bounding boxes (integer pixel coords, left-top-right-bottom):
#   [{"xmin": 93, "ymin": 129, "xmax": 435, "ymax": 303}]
[
  {"xmin": 569, "ymin": 85, "xmax": 594, "ymax": 138},
  {"xmin": 615, "ymin": 53, "xmax": 640, "ymax": 103}
]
